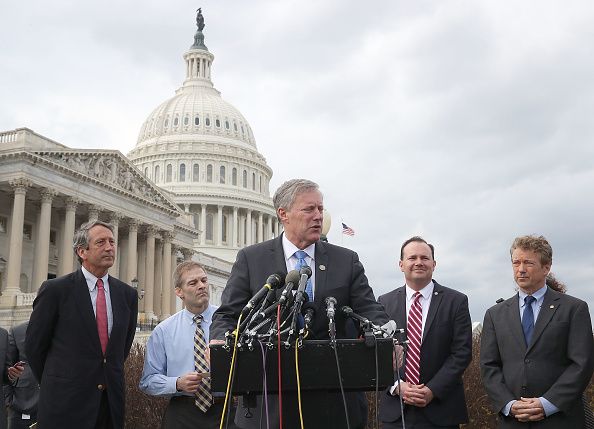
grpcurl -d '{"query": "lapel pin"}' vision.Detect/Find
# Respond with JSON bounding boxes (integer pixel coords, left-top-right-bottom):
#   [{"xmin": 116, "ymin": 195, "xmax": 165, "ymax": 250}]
[
  {"xmin": 434, "ymin": 292, "xmax": 438, "ymax": 296},
  {"xmin": 549, "ymin": 305, "xmax": 554, "ymax": 309},
  {"xmin": 319, "ymin": 264, "xmax": 326, "ymax": 271}
]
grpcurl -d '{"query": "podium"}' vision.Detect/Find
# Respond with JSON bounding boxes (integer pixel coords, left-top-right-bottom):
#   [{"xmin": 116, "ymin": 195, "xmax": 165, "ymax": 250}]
[{"xmin": 210, "ymin": 338, "xmax": 394, "ymax": 395}]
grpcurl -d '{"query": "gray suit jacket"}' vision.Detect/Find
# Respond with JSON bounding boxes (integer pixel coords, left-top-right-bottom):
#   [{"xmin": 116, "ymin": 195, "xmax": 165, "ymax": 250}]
[
  {"xmin": 480, "ymin": 287, "xmax": 594, "ymax": 428},
  {"xmin": 6, "ymin": 322, "xmax": 39, "ymax": 416},
  {"xmin": 211, "ymin": 235, "xmax": 389, "ymax": 429}
]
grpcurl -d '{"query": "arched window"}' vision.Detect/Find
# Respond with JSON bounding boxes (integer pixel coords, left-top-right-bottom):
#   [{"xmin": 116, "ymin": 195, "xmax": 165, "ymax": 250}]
[
  {"xmin": 215, "ymin": 119, "xmax": 221, "ymax": 128},
  {"xmin": 154, "ymin": 165, "xmax": 160, "ymax": 183},
  {"xmin": 233, "ymin": 121, "xmax": 238, "ymax": 132},
  {"xmin": 179, "ymin": 163, "xmax": 186, "ymax": 182},
  {"xmin": 222, "ymin": 214, "xmax": 228, "ymax": 242},
  {"xmin": 194, "ymin": 115, "xmax": 200, "ymax": 126},
  {"xmin": 252, "ymin": 173, "xmax": 256, "ymax": 190},
  {"xmin": 232, "ymin": 168, "xmax": 237, "ymax": 186},
  {"xmin": 206, "ymin": 214, "xmax": 213, "ymax": 241},
  {"xmin": 259, "ymin": 175, "xmax": 262, "ymax": 192},
  {"xmin": 144, "ymin": 167, "xmax": 148, "ymax": 177},
  {"xmin": 242, "ymin": 170, "xmax": 247, "ymax": 188},
  {"xmin": 193, "ymin": 164, "xmax": 199, "ymax": 182},
  {"xmin": 173, "ymin": 117, "xmax": 179, "ymax": 126},
  {"xmin": 166, "ymin": 164, "xmax": 172, "ymax": 182},
  {"xmin": 164, "ymin": 118, "xmax": 169, "ymax": 127},
  {"xmin": 184, "ymin": 116, "xmax": 189, "ymax": 126},
  {"xmin": 205, "ymin": 116, "xmax": 211, "ymax": 126},
  {"xmin": 225, "ymin": 120, "xmax": 230, "ymax": 130},
  {"xmin": 220, "ymin": 166, "xmax": 226, "ymax": 184},
  {"xmin": 207, "ymin": 164, "xmax": 213, "ymax": 182}
]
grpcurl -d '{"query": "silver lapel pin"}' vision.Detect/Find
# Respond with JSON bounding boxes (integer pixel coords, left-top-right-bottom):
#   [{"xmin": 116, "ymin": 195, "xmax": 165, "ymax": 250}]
[{"xmin": 319, "ymin": 264, "xmax": 326, "ymax": 271}]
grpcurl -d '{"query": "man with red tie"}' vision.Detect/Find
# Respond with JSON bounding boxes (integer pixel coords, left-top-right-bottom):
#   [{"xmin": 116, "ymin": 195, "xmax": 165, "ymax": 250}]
[
  {"xmin": 26, "ymin": 220, "xmax": 138, "ymax": 429},
  {"xmin": 378, "ymin": 236, "xmax": 472, "ymax": 429}
]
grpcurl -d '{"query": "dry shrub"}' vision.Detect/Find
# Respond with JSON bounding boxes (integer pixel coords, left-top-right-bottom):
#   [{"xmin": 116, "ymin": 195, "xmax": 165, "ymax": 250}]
[{"xmin": 124, "ymin": 342, "xmax": 168, "ymax": 428}]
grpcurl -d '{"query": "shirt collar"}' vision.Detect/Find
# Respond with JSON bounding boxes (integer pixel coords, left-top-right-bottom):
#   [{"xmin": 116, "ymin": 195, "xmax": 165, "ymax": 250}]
[
  {"xmin": 518, "ymin": 284, "xmax": 547, "ymax": 306},
  {"xmin": 282, "ymin": 233, "xmax": 315, "ymax": 262},
  {"xmin": 405, "ymin": 281, "xmax": 434, "ymax": 302},
  {"xmin": 183, "ymin": 306, "xmax": 214, "ymax": 324},
  {"xmin": 81, "ymin": 265, "xmax": 109, "ymax": 292}
]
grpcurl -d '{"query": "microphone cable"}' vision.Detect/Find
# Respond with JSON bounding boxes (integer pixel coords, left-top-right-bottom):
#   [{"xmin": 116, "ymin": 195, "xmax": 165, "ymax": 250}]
[
  {"xmin": 294, "ymin": 338, "xmax": 305, "ymax": 429},
  {"xmin": 257, "ymin": 340, "xmax": 270, "ymax": 429},
  {"xmin": 332, "ymin": 343, "xmax": 351, "ymax": 429},
  {"xmin": 277, "ymin": 305, "xmax": 283, "ymax": 429},
  {"xmin": 220, "ymin": 314, "xmax": 243, "ymax": 429}
]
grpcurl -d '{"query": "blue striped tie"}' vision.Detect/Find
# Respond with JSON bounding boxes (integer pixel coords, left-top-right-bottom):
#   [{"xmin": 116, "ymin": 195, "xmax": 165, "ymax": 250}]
[{"xmin": 294, "ymin": 250, "xmax": 313, "ymax": 301}]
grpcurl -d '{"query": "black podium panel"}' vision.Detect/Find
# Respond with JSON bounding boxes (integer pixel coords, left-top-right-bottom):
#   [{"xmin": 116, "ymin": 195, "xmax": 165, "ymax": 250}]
[{"xmin": 210, "ymin": 338, "xmax": 393, "ymax": 394}]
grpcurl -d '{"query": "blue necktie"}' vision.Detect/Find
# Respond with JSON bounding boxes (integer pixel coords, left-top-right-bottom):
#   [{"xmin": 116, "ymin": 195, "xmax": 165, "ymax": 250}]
[
  {"xmin": 294, "ymin": 250, "xmax": 313, "ymax": 301},
  {"xmin": 522, "ymin": 295, "xmax": 536, "ymax": 346}
]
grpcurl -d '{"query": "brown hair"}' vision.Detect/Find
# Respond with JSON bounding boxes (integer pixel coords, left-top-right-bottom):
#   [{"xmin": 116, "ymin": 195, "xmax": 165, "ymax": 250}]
[
  {"xmin": 400, "ymin": 236, "xmax": 435, "ymax": 260},
  {"xmin": 510, "ymin": 235, "xmax": 552, "ymax": 266},
  {"xmin": 173, "ymin": 261, "xmax": 206, "ymax": 289}
]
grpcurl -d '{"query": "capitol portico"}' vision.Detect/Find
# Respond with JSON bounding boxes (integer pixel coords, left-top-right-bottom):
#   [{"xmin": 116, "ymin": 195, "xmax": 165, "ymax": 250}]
[{"xmin": 0, "ymin": 11, "xmax": 277, "ymax": 327}]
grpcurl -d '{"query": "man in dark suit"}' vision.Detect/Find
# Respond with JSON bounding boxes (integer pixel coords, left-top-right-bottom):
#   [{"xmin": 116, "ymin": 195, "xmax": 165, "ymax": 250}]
[
  {"xmin": 26, "ymin": 220, "xmax": 138, "ymax": 429},
  {"xmin": 210, "ymin": 178, "xmax": 389, "ymax": 429},
  {"xmin": 377, "ymin": 236, "xmax": 472, "ymax": 429},
  {"xmin": 5, "ymin": 321, "xmax": 39, "ymax": 429},
  {"xmin": 1, "ymin": 327, "xmax": 8, "ymax": 429},
  {"xmin": 480, "ymin": 235, "xmax": 594, "ymax": 428}
]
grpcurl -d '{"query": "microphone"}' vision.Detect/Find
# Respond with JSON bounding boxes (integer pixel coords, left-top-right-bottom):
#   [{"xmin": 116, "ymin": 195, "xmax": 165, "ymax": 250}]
[
  {"xmin": 341, "ymin": 306, "xmax": 399, "ymax": 337},
  {"xmin": 242, "ymin": 273, "xmax": 284, "ymax": 314},
  {"xmin": 325, "ymin": 297, "xmax": 337, "ymax": 320},
  {"xmin": 293, "ymin": 266, "xmax": 312, "ymax": 306},
  {"xmin": 302, "ymin": 302, "xmax": 317, "ymax": 330},
  {"xmin": 277, "ymin": 270, "xmax": 301, "ymax": 307},
  {"xmin": 341, "ymin": 306, "xmax": 371, "ymax": 325}
]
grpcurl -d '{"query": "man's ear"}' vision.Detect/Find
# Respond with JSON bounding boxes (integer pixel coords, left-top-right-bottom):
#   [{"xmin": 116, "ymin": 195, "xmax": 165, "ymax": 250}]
[{"xmin": 174, "ymin": 287, "xmax": 184, "ymax": 300}]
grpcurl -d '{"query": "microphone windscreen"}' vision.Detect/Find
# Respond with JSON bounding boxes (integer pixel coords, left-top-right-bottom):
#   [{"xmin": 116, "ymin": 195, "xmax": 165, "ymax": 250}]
[{"xmin": 285, "ymin": 270, "xmax": 301, "ymax": 285}]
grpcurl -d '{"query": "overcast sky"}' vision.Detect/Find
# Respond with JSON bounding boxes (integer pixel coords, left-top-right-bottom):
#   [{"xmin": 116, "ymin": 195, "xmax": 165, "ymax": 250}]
[{"xmin": 2, "ymin": 0, "xmax": 594, "ymax": 322}]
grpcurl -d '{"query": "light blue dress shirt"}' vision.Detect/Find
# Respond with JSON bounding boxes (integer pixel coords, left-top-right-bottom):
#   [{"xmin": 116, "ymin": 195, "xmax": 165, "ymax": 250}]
[
  {"xmin": 139, "ymin": 306, "xmax": 217, "ymax": 397},
  {"xmin": 81, "ymin": 265, "xmax": 113, "ymax": 336},
  {"xmin": 503, "ymin": 285, "xmax": 559, "ymax": 417}
]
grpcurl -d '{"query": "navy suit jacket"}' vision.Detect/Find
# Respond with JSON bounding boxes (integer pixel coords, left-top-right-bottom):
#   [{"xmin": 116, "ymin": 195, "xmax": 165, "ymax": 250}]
[
  {"xmin": 480, "ymin": 287, "xmax": 594, "ymax": 428},
  {"xmin": 26, "ymin": 269, "xmax": 138, "ymax": 429},
  {"xmin": 377, "ymin": 280, "xmax": 472, "ymax": 426},
  {"xmin": 211, "ymin": 235, "xmax": 389, "ymax": 429}
]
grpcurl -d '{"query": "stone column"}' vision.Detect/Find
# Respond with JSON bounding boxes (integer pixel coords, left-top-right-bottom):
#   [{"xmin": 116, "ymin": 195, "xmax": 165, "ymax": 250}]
[
  {"xmin": 170, "ymin": 245, "xmax": 179, "ymax": 315},
  {"xmin": 200, "ymin": 204, "xmax": 206, "ymax": 245},
  {"xmin": 153, "ymin": 238, "xmax": 163, "ymax": 319},
  {"xmin": 266, "ymin": 214, "xmax": 273, "ymax": 241},
  {"xmin": 144, "ymin": 226, "xmax": 156, "ymax": 320},
  {"xmin": 126, "ymin": 220, "xmax": 138, "ymax": 283},
  {"xmin": 257, "ymin": 212, "xmax": 263, "ymax": 243},
  {"xmin": 274, "ymin": 218, "xmax": 279, "ymax": 238},
  {"xmin": 32, "ymin": 189, "xmax": 57, "ymax": 291},
  {"xmin": 137, "ymin": 236, "xmax": 146, "ymax": 313},
  {"xmin": 232, "ymin": 207, "xmax": 238, "ymax": 247},
  {"xmin": 2, "ymin": 178, "xmax": 31, "ymax": 301},
  {"xmin": 217, "ymin": 205, "xmax": 223, "ymax": 246},
  {"xmin": 109, "ymin": 213, "xmax": 124, "ymax": 278},
  {"xmin": 161, "ymin": 232, "xmax": 174, "ymax": 319},
  {"xmin": 59, "ymin": 197, "xmax": 78, "ymax": 276},
  {"xmin": 246, "ymin": 209, "xmax": 252, "ymax": 246},
  {"xmin": 88, "ymin": 205, "xmax": 101, "ymax": 222}
]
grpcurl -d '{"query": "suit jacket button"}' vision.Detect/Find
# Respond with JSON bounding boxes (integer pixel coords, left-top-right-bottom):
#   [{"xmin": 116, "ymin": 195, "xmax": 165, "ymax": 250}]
[
  {"xmin": 103, "ymin": 358, "xmax": 107, "ymax": 364},
  {"xmin": 98, "ymin": 384, "xmax": 104, "ymax": 391},
  {"xmin": 524, "ymin": 359, "xmax": 530, "ymax": 364}
]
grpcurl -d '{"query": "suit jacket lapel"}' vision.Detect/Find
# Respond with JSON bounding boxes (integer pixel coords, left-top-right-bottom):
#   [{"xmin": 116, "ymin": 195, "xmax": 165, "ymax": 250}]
[
  {"xmin": 107, "ymin": 276, "xmax": 125, "ymax": 354},
  {"xmin": 313, "ymin": 241, "xmax": 328, "ymax": 304},
  {"xmin": 422, "ymin": 281, "xmax": 442, "ymax": 343},
  {"xmin": 73, "ymin": 269, "xmax": 103, "ymax": 355},
  {"xmin": 528, "ymin": 288, "xmax": 560, "ymax": 353},
  {"xmin": 505, "ymin": 294, "xmax": 527, "ymax": 352}
]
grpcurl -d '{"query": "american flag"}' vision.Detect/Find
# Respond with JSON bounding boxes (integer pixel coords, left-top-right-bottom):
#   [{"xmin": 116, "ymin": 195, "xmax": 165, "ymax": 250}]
[{"xmin": 342, "ymin": 222, "xmax": 355, "ymax": 236}]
